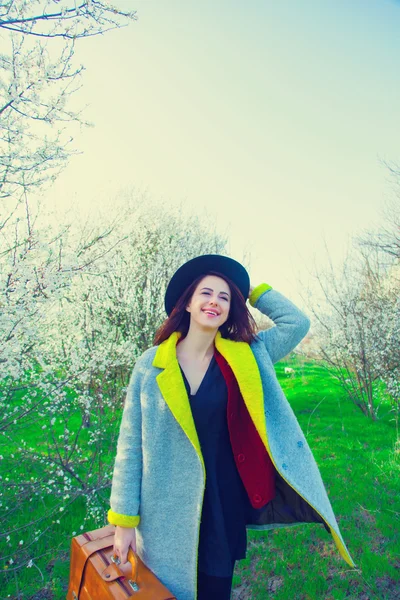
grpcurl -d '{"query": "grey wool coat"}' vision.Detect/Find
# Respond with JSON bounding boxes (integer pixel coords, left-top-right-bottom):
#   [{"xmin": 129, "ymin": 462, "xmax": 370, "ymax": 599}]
[{"xmin": 108, "ymin": 283, "xmax": 356, "ymax": 600}]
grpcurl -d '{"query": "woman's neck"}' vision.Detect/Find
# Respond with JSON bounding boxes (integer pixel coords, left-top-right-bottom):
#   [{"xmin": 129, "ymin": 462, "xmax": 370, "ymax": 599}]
[{"xmin": 177, "ymin": 329, "xmax": 216, "ymax": 362}]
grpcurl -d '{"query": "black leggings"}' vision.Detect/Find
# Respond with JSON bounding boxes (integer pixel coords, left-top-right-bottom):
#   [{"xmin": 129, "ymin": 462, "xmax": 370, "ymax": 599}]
[{"xmin": 197, "ymin": 568, "xmax": 234, "ymax": 600}]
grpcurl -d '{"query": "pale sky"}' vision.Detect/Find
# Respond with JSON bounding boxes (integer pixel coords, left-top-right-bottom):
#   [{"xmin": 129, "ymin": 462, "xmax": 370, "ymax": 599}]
[{"xmin": 42, "ymin": 0, "xmax": 400, "ymax": 310}]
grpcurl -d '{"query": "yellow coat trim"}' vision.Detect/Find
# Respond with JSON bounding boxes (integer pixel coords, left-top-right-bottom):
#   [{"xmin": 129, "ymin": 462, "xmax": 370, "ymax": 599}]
[
  {"xmin": 249, "ymin": 282, "xmax": 272, "ymax": 306},
  {"xmin": 153, "ymin": 331, "xmax": 206, "ymax": 479},
  {"xmin": 107, "ymin": 509, "xmax": 140, "ymax": 528}
]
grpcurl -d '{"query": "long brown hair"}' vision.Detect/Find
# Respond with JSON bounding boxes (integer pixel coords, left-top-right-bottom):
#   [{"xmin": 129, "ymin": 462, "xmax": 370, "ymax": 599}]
[{"xmin": 153, "ymin": 270, "xmax": 259, "ymax": 345}]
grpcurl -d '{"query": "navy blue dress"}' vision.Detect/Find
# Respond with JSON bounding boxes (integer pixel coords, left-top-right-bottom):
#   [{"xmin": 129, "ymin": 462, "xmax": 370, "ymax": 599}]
[{"xmin": 179, "ymin": 354, "xmax": 249, "ymax": 577}]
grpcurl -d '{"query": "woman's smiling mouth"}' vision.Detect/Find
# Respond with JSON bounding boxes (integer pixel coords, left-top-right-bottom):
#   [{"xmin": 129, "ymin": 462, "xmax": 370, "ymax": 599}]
[{"xmin": 202, "ymin": 309, "xmax": 219, "ymax": 317}]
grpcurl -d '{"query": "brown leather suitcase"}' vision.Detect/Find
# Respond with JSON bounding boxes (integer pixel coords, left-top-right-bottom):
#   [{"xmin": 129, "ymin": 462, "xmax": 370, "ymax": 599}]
[{"xmin": 66, "ymin": 524, "xmax": 177, "ymax": 599}]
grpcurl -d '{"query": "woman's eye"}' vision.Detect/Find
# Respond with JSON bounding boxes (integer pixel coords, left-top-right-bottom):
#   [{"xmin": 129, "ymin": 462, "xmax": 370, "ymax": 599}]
[{"xmin": 201, "ymin": 292, "xmax": 228, "ymax": 301}]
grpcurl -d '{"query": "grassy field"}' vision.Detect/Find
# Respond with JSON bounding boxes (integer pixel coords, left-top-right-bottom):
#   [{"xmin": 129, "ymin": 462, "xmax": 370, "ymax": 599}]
[{"xmin": 1, "ymin": 357, "xmax": 399, "ymax": 599}]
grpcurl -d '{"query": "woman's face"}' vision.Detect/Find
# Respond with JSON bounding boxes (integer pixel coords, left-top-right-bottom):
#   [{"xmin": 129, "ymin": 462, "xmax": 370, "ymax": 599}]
[{"xmin": 186, "ymin": 275, "xmax": 231, "ymax": 330}]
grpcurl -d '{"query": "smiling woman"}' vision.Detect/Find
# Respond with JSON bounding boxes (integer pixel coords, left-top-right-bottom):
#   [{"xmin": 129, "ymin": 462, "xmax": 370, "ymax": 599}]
[{"xmin": 107, "ymin": 254, "xmax": 355, "ymax": 600}]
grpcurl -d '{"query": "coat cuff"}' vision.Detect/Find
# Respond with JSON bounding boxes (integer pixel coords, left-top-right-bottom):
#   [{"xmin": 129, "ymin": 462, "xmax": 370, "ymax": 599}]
[
  {"xmin": 107, "ymin": 509, "xmax": 140, "ymax": 528},
  {"xmin": 249, "ymin": 283, "xmax": 273, "ymax": 307}
]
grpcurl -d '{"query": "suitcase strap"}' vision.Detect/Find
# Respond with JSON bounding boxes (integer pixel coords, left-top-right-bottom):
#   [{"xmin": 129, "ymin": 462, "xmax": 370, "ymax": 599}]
[{"xmin": 69, "ymin": 533, "xmax": 116, "ymax": 598}]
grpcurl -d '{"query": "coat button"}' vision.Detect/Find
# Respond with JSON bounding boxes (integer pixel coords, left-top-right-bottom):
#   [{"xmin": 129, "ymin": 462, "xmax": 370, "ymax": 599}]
[
  {"xmin": 237, "ymin": 453, "xmax": 245, "ymax": 463},
  {"xmin": 297, "ymin": 441, "xmax": 304, "ymax": 447},
  {"xmin": 253, "ymin": 494, "xmax": 262, "ymax": 503}
]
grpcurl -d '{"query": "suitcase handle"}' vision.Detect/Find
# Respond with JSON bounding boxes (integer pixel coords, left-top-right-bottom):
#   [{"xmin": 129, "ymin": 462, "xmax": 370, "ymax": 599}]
[{"xmin": 110, "ymin": 548, "xmax": 139, "ymax": 590}]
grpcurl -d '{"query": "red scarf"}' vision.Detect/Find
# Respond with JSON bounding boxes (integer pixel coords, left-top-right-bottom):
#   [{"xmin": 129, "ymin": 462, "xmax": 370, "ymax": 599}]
[{"xmin": 215, "ymin": 348, "xmax": 276, "ymax": 508}]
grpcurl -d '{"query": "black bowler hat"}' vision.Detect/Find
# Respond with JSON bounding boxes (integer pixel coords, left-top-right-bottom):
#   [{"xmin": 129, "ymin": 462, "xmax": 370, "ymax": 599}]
[{"xmin": 164, "ymin": 254, "xmax": 250, "ymax": 316}]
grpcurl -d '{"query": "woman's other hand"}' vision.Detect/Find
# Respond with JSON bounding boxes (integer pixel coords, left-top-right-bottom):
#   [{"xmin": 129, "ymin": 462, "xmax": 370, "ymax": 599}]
[
  {"xmin": 248, "ymin": 284, "xmax": 255, "ymax": 299},
  {"xmin": 113, "ymin": 525, "xmax": 137, "ymax": 564}
]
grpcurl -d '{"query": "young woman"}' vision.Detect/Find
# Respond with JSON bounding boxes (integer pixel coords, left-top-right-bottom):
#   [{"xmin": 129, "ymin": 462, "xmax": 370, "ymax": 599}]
[{"xmin": 108, "ymin": 254, "xmax": 355, "ymax": 600}]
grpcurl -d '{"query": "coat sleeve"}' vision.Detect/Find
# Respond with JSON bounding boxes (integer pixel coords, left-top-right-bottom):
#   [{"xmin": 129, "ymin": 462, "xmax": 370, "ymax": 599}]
[
  {"xmin": 249, "ymin": 283, "xmax": 311, "ymax": 364},
  {"xmin": 107, "ymin": 351, "xmax": 150, "ymax": 528}
]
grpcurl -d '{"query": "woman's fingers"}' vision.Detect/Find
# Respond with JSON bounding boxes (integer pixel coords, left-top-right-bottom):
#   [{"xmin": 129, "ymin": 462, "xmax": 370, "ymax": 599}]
[
  {"xmin": 113, "ymin": 526, "xmax": 136, "ymax": 563},
  {"xmin": 113, "ymin": 543, "xmax": 128, "ymax": 564}
]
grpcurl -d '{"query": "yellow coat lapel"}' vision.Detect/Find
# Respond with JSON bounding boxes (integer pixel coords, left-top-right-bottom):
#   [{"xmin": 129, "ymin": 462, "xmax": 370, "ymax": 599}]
[
  {"xmin": 214, "ymin": 332, "xmax": 268, "ymax": 450},
  {"xmin": 152, "ymin": 331, "xmax": 269, "ymax": 473}
]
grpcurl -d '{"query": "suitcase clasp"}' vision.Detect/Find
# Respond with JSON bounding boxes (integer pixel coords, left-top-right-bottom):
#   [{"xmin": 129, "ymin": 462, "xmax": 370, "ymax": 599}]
[{"xmin": 128, "ymin": 579, "xmax": 140, "ymax": 592}]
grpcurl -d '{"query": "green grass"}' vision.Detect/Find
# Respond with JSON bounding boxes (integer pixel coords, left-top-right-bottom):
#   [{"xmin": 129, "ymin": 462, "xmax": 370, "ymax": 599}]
[{"xmin": 1, "ymin": 357, "xmax": 399, "ymax": 599}]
